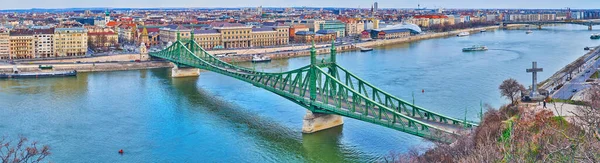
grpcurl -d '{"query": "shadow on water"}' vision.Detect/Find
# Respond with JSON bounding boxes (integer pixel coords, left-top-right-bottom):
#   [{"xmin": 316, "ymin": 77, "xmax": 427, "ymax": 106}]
[
  {"xmin": 148, "ymin": 68, "xmax": 369, "ymax": 162},
  {"xmin": 0, "ymin": 73, "xmax": 88, "ymax": 96}
]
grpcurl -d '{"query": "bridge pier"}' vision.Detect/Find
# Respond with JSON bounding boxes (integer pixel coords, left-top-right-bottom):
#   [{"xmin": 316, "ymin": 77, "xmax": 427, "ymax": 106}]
[
  {"xmin": 589, "ymin": 25, "xmax": 593, "ymax": 31},
  {"xmin": 302, "ymin": 110, "xmax": 344, "ymax": 133},
  {"xmin": 171, "ymin": 64, "xmax": 200, "ymax": 78},
  {"xmin": 537, "ymin": 25, "xmax": 542, "ymax": 30}
]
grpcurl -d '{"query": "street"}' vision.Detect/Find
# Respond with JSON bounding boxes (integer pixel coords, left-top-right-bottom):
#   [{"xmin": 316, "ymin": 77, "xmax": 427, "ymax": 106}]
[{"xmin": 552, "ymin": 50, "xmax": 600, "ymax": 100}]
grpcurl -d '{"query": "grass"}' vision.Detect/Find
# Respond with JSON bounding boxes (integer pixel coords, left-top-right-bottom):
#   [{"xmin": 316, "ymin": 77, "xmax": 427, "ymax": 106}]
[{"xmin": 550, "ymin": 98, "xmax": 588, "ymax": 106}]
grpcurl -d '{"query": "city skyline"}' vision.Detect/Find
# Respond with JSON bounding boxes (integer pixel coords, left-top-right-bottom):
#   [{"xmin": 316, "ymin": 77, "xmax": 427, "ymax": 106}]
[{"xmin": 1, "ymin": 0, "xmax": 600, "ymax": 10}]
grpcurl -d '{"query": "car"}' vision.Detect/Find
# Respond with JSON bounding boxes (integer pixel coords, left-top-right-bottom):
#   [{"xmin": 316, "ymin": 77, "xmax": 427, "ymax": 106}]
[
  {"xmin": 572, "ymin": 89, "xmax": 578, "ymax": 93},
  {"xmin": 586, "ymin": 70, "xmax": 591, "ymax": 73}
]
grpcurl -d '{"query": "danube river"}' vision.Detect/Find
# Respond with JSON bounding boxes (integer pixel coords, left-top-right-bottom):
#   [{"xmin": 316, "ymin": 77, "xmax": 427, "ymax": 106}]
[{"xmin": 0, "ymin": 25, "xmax": 598, "ymax": 162}]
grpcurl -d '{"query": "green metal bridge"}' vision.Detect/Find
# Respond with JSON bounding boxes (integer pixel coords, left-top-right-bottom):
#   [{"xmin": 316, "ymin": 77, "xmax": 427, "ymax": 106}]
[{"xmin": 149, "ymin": 33, "xmax": 478, "ymax": 143}]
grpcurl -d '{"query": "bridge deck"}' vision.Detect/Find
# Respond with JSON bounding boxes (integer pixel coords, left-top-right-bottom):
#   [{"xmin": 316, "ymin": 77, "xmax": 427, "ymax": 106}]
[{"xmin": 150, "ymin": 40, "xmax": 476, "ymax": 143}]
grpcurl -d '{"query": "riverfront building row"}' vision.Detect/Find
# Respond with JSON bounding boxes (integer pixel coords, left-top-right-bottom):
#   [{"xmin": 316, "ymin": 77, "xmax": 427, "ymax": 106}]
[
  {"xmin": 0, "ymin": 27, "xmax": 87, "ymax": 60},
  {"xmin": 159, "ymin": 22, "xmax": 289, "ymax": 49}
]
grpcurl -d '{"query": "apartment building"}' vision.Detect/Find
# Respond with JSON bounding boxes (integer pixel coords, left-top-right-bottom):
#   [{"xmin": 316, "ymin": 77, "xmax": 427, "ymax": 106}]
[
  {"xmin": 33, "ymin": 28, "xmax": 55, "ymax": 58},
  {"xmin": 54, "ymin": 28, "xmax": 88, "ymax": 57},
  {"xmin": 0, "ymin": 28, "xmax": 9, "ymax": 59},
  {"xmin": 9, "ymin": 29, "xmax": 35, "ymax": 59}
]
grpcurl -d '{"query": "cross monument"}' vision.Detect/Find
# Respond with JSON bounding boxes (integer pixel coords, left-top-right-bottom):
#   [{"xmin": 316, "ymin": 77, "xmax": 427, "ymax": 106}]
[{"xmin": 526, "ymin": 62, "xmax": 543, "ymax": 97}]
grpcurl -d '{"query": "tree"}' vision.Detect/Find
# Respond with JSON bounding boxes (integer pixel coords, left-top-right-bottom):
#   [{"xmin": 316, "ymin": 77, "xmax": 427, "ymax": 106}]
[
  {"xmin": 0, "ymin": 137, "xmax": 50, "ymax": 163},
  {"xmin": 499, "ymin": 78, "xmax": 526, "ymax": 104}
]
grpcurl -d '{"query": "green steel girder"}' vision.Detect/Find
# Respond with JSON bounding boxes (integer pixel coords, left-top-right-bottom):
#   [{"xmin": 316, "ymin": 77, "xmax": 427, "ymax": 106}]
[{"xmin": 149, "ymin": 39, "xmax": 476, "ymax": 143}]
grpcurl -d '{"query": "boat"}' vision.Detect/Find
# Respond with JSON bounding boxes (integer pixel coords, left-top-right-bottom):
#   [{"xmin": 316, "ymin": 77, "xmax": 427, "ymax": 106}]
[
  {"xmin": 591, "ymin": 34, "xmax": 600, "ymax": 39},
  {"xmin": 0, "ymin": 70, "xmax": 77, "ymax": 79},
  {"xmin": 462, "ymin": 45, "xmax": 488, "ymax": 52},
  {"xmin": 251, "ymin": 55, "xmax": 271, "ymax": 63},
  {"xmin": 457, "ymin": 32, "xmax": 470, "ymax": 37},
  {"xmin": 526, "ymin": 30, "xmax": 533, "ymax": 34},
  {"xmin": 359, "ymin": 47, "xmax": 373, "ymax": 52},
  {"xmin": 480, "ymin": 29, "xmax": 487, "ymax": 32}
]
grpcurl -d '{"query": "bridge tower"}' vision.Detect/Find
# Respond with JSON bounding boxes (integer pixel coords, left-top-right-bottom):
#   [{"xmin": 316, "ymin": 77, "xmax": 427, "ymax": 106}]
[
  {"xmin": 171, "ymin": 31, "xmax": 201, "ymax": 78},
  {"xmin": 302, "ymin": 41, "xmax": 344, "ymax": 133}
]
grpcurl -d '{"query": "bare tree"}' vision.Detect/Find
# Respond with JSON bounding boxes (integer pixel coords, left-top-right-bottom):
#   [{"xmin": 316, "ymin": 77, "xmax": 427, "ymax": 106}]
[
  {"xmin": 573, "ymin": 85, "xmax": 600, "ymax": 138},
  {"xmin": 0, "ymin": 137, "xmax": 50, "ymax": 163},
  {"xmin": 499, "ymin": 78, "xmax": 527, "ymax": 105}
]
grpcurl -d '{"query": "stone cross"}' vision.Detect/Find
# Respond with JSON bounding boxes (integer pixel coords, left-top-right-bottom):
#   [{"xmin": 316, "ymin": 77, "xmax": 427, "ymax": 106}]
[{"xmin": 526, "ymin": 62, "xmax": 543, "ymax": 97}]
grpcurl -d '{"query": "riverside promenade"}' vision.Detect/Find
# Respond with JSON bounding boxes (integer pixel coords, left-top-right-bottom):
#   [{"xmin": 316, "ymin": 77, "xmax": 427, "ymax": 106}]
[{"xmin": 540, "ymin": 45, "xmax": 600, "ymax": 100}]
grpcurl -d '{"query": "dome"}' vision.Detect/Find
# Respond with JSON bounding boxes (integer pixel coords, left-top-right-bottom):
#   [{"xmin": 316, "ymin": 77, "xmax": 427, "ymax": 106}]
[{"xmin": 380, "ymin": 23, "xmax": 422, "ymax": 34}]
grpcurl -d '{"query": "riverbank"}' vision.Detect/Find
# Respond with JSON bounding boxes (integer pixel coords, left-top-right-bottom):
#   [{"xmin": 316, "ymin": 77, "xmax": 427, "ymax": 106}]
[
  {"xmin": 221, "ymin": 24, "xmax": 525, "ymax": 63},
  {"xmin": 0, "ymin": 61, "xmax": 172, "ymax": 73},
  {"xmin": 539, "ymin": 45, "xmax": 600, "ymax": 100},
  {"xmin": 3, "ymin": 25, "xmax": 525, "ymax": 73}
]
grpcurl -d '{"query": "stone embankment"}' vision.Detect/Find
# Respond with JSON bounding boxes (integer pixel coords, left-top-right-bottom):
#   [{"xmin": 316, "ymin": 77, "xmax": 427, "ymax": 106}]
[{"xmin": 0, "ymin": 62, "xmax": 172, "ymax": 73}]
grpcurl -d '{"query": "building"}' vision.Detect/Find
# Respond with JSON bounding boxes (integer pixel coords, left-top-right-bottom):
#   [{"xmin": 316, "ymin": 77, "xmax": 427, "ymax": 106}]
[
  {"xmin": 33, "ymin": 28, "xmax": 54, "ymax": 58},
  {"xmin": 370, "ymin": 29, "xmax": 411, "ymax": 39},
  {"xmin": 159, "ymin": 24, "xmax": 192, "ymax": 44},
  {"xmin": 54, "ymin": 28, "xmax": 87, "ymax": 57},
  {"xmin": 212, "ymin": 22, "xmax": 252, "ymax": 49},
  {"xmin": 118, "ymin": 23, "xmax": 137, "ymax": 44},
  {"xmin": 319, "ymin": 21, "xmax": 345, "ymax": 37},
  {"xmin": 189, "ymin": 22, "xmax": 289, "ymax": 49},
  {"xmin": 0, "ymin": 28, "xmax": 9, "ymax": 59},
  {"xmin": 192, "ymin": 29, "xmax": 221, "ymax": 49},
  {"xmin": 299, "ymin": 20, "xmax": 325, "ymax": 32},
  {"xmin": 88, "ymin": 29, "xmax": 119, "ymax": 49},
  {"xmin": 289, "ymin": 24, "xmax": 309, "ymax": 41},
  {"xmin": 344, "ymin": 21, "xmax": 365, "ymax": 37},
  {"xmin": 105, "ymin": 10, "xmax": 110, "ymax": 25},
  {"xmin": 9, "ymin": 29, "xmax": 35, "ymax": 59},
  {"xmin": 138, "ymin": 26, "xmax": 150, "ymax": 46},
  {"xmin": 294, "ymin": 31, "xmax": 335, "ymax": 44}
]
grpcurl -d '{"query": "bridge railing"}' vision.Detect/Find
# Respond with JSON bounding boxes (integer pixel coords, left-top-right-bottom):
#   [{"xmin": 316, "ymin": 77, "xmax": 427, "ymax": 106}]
[
  {"xmin": 332, "ymin": 64, "xmax": 478, "ymax": 128},
  {"xmin": 313, "ymin": 67, "xmax": 457, "ymax": 142}
]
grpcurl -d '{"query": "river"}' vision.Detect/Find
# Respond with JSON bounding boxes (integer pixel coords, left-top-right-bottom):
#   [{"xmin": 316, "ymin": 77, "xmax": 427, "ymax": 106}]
[{"xmin": 0, "ymin": 24, "xmax": 598, "ymax": 162}]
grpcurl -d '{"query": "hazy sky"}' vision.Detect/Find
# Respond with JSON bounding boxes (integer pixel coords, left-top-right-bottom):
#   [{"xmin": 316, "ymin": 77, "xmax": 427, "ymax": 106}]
[{"xmin": 1, "ymin": 0, "xmax": 599, "ymax": 10}]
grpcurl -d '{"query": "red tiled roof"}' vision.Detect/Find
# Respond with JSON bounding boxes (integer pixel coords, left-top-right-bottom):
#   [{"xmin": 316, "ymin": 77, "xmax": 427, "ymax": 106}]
[
  {"xmin": 106, "ymin": 21, "xmax": 119, "ymax": 27},
  {"xmin": 414, "ymin": 15, "xmax": 448, "ymax": 19}
]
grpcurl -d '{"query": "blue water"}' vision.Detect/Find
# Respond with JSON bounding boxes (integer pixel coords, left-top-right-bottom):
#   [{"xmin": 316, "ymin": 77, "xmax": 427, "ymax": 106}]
[{"xmin": 0, "ymin": 25, "xmax": 598, "ymax": 162}]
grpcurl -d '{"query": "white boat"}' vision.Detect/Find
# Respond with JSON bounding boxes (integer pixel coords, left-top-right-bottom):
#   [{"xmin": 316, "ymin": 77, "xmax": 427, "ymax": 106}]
[
  {"xmin": 457, "ymin": 32, "xmax": 470, "ymax": 37},
  {"xmin": 526, "ymin": 30, "xmax": 533, "ymax": 34},
  {"xmin": 359, "ymin": 47, "xmax": 373, "ymax": 52},
  {"xmin": 252, "ymin": 55, "xmax": 271, "ymax": 63},
  {"xmin": 480, "ymin": 29, "xmax": 487, "ymax": 32}
]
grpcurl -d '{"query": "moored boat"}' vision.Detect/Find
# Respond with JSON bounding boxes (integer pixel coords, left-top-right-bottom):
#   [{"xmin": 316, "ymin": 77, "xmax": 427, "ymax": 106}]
[
  {"xmin": 457, "ymin": 32, "xmax": 470, "ymax": 37},
  {"xmin": 591, "ymin": 34, "xmax": 600, "ymax": 39},
  {"xmin": 526, "ymin": 30, "xmax": 533, "ymax": 34},
  {"xmin": 0, "ymin": 70, "xmax": 77, "ymax": 79},
  {"xmin": 480, "ymin": 29, "xmax": 487, "ymax": 32},
  {"xmin": 462, "ymin": 45, "xmax": 488, "ymax": 52},
  {"xmin": 251, "ymin": 55, "xmax": 271, "ymax": 63},
  {"xmin": 359, "ymin": 47, "xmax": 373, "ymax": 52}
]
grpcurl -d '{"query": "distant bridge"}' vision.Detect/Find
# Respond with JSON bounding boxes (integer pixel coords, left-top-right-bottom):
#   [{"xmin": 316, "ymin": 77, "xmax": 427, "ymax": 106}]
[
  {"xmin": 502, "ymin": 20, "xmax": 600, "ymax": 30},
  {"xmin": 149, "ymin": 32, "xmax": 478, "ymax": 143}
]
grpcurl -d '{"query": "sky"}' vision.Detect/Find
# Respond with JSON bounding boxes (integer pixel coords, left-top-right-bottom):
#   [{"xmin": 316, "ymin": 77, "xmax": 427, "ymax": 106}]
[{"xmin": 1, "ymin": 0, "xmax": 599, "ymax": 10}]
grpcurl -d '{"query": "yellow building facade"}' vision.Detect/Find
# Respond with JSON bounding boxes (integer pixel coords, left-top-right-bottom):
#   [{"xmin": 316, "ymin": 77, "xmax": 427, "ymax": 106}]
[
  {"xmin": 0, "ymin": 28, "xmax": 9, "ymax": 60},
  {"xmin": 54, "ymin": 28, "xmax": 88, "ymax": 57},
  {"xmin": 9, "ymin": 29, "xmax": 35, "ymax": 59}
]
